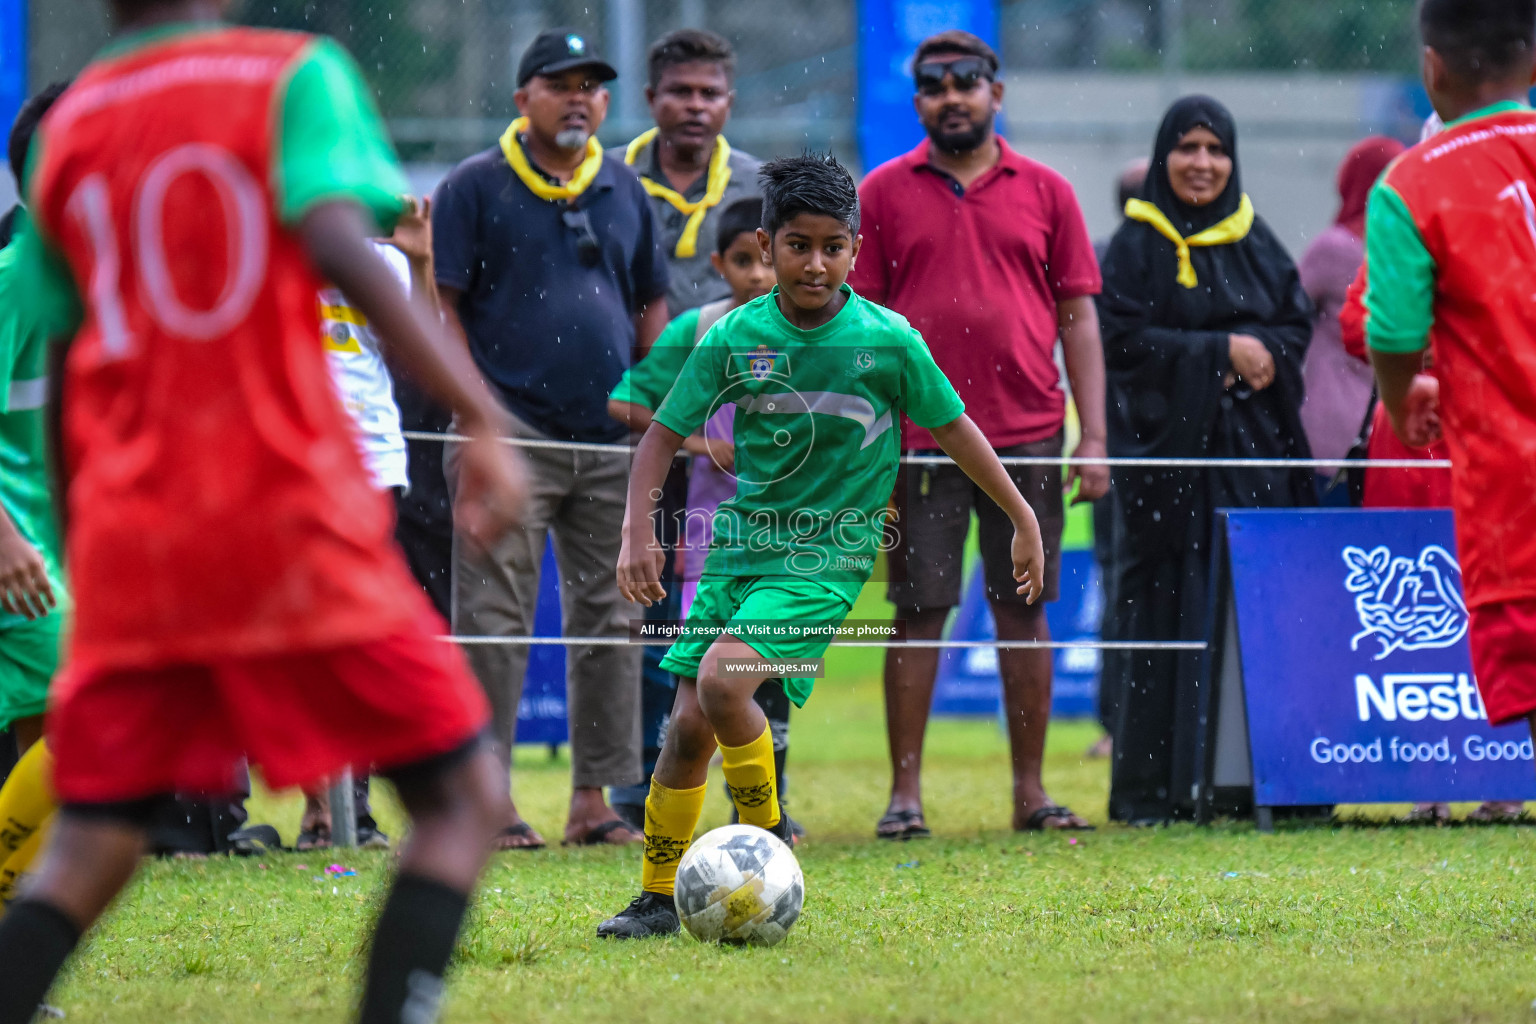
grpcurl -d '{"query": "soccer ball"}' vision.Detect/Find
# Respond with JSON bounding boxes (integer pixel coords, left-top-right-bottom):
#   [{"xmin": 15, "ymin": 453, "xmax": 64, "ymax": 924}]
[{"xmin": 675, "ymin": 824, "xmax": 804, "ymax": 946}]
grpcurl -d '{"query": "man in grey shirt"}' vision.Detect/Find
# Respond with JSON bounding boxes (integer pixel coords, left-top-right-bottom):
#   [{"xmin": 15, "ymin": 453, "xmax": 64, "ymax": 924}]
[{"xmin": 618, "ymin": 29, "xmax": 761, "ymax": 316}]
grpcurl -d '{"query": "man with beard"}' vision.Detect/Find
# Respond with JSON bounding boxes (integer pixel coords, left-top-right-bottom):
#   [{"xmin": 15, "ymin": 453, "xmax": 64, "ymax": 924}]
[
  {"xmin": 848, "ymin": 30, "xmax": 1108, "ymax": 838},
  {"xmin": 433, "ymin": 29, "xmax": 671, "ymax": 850}
]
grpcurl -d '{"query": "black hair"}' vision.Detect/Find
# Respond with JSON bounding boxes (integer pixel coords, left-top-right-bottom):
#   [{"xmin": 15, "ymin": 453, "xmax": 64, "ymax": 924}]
[
  {"xmin": 913, "ymin": 29, "xmax": 1000, "ymax": 76},
  {"xmin": 1420, "ymin": 0, "xmax": 1536, "ymax": 83},
  {"xmin": 647, "ymin": 28, "xmax": 736, "ymax": 90},
  {"xmin": 715, "ymin": 196, "xmax": 763, "ymax": 254},
  {"xmin": 759, "ymin": 153, "xmax": 860, "ymax": 237},
  {"xmin": 9, "ymin": 82, "xmax": 69, "ymax": 190}
]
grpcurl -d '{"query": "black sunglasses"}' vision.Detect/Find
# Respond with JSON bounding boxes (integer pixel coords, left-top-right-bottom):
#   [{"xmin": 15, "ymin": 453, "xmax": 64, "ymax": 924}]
[
  {"xmin": 562, "ymin": 208, "xmax": 602, "ymax": 268},
  {"xmin": 914, "ymin": 57, "xmax": 992, "ymax": 96}
]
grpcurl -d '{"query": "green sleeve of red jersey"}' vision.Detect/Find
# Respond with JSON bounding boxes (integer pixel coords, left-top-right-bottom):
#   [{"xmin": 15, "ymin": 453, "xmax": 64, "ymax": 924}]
[
  {"xmin": 274, "ymin": 37, "xmax": 408, "ymax": 233},
  {"xmin": 1364, "ymin": 180, "xmax": 1436, "ymax": 354},
  {"xmin": 610, "ymin": 309, "xmax": 703, "ymax": 412}
]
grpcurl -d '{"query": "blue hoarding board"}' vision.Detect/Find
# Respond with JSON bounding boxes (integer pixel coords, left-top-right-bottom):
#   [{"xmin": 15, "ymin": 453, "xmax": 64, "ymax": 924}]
[
  {"xmin": 931, "ymin": 549, "xmax": 1103, "ymax": 719},
  {"xmin": 514, "ymin": 545, "xmax": 569, "ymax": 747},
  {"xmin": 0, "ymin": 0, "xmax": 25, "ymax": 163},
  {"xmin": 1225, "ymin": 509, "xmax": 1536, "ymax": 807},
  {"xmin": 856, "ymin": 0, "xmax": 998, "ymax": 170}
]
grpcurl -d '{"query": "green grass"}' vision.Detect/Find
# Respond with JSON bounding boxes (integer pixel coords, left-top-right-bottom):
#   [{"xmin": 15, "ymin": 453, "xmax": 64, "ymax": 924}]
[{"xmin": 42, "ymin": 655, "xmax": 1536, "ymax": 1023}]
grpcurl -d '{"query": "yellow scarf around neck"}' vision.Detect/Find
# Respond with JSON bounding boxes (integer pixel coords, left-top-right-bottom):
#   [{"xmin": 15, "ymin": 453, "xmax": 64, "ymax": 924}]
[
  {"xmin": 499, "ymin": 116, "xmax": 604, "ymax": 202},
  {"xmin": 624, "ymin": 127, "xmax": 733, "ymax": 258},
  {"xmin": 1124, "ymin": 194, "xmax": 1255, "ymax": 289}
]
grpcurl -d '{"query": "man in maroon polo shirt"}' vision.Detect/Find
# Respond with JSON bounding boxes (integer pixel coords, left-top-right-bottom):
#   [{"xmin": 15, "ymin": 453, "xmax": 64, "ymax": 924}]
[{"xmin": 849, "ymin": 30, "xmax": 1108, "ymax": 837}]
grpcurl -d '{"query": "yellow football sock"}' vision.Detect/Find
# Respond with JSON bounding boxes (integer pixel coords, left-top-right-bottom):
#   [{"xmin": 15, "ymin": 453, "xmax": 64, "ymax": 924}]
[
  {"xmin": 720, "ymin": 725, "xmax": 780, "ymax": 830},
  {"xmin": 0, "ymin": 825, "xmax": 44, "ymax": 911},
  {"xmin": 641, "ymin": 779, "xmax": 707, "ymax": 897},
  {"xmin": 0, "ymin": 740, "xmax": 54, "ymax": 867}
]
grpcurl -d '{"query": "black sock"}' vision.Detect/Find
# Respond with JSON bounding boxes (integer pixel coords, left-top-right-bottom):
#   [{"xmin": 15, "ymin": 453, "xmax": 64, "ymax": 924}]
[
  {"xmin": 0, "ymin": 900, "xmax": 80, "ymax": 1024},
  {"xmin": 358, "ymin": 874, "xmax": 470, "ymax": 1024}
]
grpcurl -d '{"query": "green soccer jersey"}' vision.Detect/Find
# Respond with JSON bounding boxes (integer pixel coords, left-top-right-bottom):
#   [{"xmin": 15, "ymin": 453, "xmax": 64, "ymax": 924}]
[
  {"xmin": 653, "ymin": 285, "xmax": 964, "ymax": 600},
  {"xmin": 0, "ymin": 209, "xmax": 73, "ymax": 621},
  {"xmin": 609, "ymin": 307, "xmax": 702, "ymax": 411}
]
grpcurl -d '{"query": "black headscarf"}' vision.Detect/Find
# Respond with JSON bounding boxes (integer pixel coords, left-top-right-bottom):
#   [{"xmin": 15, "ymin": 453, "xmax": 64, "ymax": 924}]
[
  {"xmin": 1097, "ymin": 94, "xmax": 1315, "ymax": 531},
  {"xmin": 1141, "ymin": 95, "xmax": 1244, "ymax": 235}
]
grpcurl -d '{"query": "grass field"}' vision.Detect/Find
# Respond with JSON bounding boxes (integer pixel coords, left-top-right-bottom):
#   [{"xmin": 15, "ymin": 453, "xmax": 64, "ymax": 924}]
[{"xmin": 38, "ymin": 645, "xmax": 1536, "ymax": 1023}]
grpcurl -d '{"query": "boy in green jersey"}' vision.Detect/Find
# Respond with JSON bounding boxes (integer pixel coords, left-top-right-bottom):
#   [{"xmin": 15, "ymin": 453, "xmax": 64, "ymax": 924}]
[{"xmin": 598, "ymin": 154, "xmax": 1045, "ymax": 938}]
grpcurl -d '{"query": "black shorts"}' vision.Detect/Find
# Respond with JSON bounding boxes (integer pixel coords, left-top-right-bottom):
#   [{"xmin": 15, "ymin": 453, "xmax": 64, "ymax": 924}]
[{"xmin": 886, "ymin": 432, "xmax": 1065, "ymax": 612}]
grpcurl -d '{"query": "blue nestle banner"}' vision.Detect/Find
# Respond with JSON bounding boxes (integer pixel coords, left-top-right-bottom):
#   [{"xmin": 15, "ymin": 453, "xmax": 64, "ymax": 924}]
[
  {"xmin": 931, "ymin": 549, "xmax": 1103, "ymax": 719},
  {"xmin": 1224, "ymin": 509, "xmax": 1536, "ymax": 806},
  {"xmin": 514, "ymin": 545, "xmax": 569, "ymax": 747},
  {"xmin": 856, "ymin": 0, "xmax": 998, "ymax": 170}
]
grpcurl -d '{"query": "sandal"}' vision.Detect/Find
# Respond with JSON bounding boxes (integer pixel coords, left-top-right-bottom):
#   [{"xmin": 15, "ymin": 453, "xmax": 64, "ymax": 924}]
[
  {"xmin": 1465, "ymin": 801, "xmax": 1528, "ymax": 824},
  {"xmin": 1019, "ymin": 805, "xmax": 1096, "ymax": 832},
  {"xmin": 493, "ymin": 822, "xmax": 546, "ymax": 851},
  {"xmin": 562, "ymin": 819, "xmax": 642, "ymax": 847},
  {"xmin": 876, "ymin": 809, "xmax": 931, "ymax": 841},
  {"xmin": 1400, "ymin": 803, "xmax": 1451, "ymax": 825},
  {"xmin": 295, "ymin": 823, "xmax": 331, "ymax": 851},
  {"xmin": 226, "ymin": 824, "xmax": 284, "ymax": 857}
]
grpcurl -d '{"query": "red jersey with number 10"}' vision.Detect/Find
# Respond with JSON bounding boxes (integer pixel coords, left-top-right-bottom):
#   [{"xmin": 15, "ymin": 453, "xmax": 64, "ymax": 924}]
[
  {"xmin": 31, "ymin": 28, "xmax": 427, "ymax": 669},
  {"xmin": 1375, "ymin": 109, "xmax": 1536, "ymax": 609}
]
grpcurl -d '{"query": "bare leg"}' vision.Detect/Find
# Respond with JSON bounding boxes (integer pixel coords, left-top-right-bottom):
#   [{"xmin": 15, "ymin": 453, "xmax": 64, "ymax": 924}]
[
  {"xmin": 994, "ymin": 602, "xmax": 1089, "ymax": 829},
  {"xmin": 652, "ymin": 679, "xmax": 719, "ymax": 791},
  {"xmin": 564, "ymin": 786, "xmax": 641, "ymax": 846},
  {"xmin": 18, "ymin": 813, "xmax": 146, "ymax": 930},
  {"xmin": 297, "ymin": 787, "xmax": 332, "ymax": 850},
  {"xmin": 880, "ymin": 607, "xmax": 948, "ymax": 831},
  {"xmin": 392, "ymin": 747, "xmax": 509, "ymax": 891},
  {"xmin": 695, "ymin": 636, "xmax": 772, "ymax": 748},
  {"xmin": 11, "ymin": 715, "xmax": 42, "ymax": 757}
]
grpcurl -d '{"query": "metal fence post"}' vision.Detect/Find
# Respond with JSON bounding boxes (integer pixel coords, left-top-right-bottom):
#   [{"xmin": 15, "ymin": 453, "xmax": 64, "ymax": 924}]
[{"xmin": 330, "ymin": 769, "xmax": 357, "ymax": 849}]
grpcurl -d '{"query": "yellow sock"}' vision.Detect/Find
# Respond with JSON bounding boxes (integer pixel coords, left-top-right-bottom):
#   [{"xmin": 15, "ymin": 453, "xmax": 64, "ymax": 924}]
[
  {"xmin": 720, "ymin": 725, "xmax": 780, "ymax": 830},
  {"xmin": 641, "ymin": 779, "xmax": 707, "ymax": 897},
  {"xmin": 0, "ymin": 825, "xmax": 44, "ymax": 912},
  {"xmin": 0, "ymin": 741, "xmax": 54, "ymax": 867}
]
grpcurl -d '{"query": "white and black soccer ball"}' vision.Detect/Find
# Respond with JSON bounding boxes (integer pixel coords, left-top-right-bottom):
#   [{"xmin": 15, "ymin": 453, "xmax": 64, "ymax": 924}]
[{"xmin": 675, "ymin": 824, "xmax": 804, "ymax": 946}]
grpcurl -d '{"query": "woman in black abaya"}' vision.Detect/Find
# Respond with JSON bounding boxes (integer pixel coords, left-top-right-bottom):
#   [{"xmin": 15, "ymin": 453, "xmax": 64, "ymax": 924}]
[{"xmin": 1097, "ymin": 96, "xmax": 1314, "ymax": 824}]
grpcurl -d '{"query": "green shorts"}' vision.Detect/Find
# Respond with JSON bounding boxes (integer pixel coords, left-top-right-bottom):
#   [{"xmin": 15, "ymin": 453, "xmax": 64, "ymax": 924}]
[
  {"xmin": 0, "ymin": 612, "xmax": 63, "ymax": 731},
  {"xmin": 658, "ymin": 576, "xmax": 855, "ymax": 707}
]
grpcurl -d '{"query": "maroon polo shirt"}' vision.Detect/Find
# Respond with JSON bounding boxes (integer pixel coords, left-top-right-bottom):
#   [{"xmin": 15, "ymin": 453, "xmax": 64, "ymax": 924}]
[{"xmin": 849, "ymin": 138, "xmax": 1100, "ymax": 449}]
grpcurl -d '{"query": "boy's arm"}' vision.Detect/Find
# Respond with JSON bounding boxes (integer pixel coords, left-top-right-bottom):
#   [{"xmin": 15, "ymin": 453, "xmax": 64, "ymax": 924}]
[
  {"xmin": 928, "ymin": 413, "xmax": 1045, "ymax": 604},
  {"xmin": 1363, "ymin": 178, "xmax": 1440, "ymax": 447},
  {"xmin": 1057, "ymin": 295, "xmax": 1109, "ymax": 504},
  {"xmin": 300, "ymin": 201, "xmax": 525, "ymax": 546},
  {"xmin": 608, "ymin": 398, "xmax": 654, "ymax": 433},
  {"xmin": 618, "ymin": 422, "xmax": 687, "ymax": 605},
  {"xmin": 385, "ymin": 195, "xmax": 441, "ymax": 316}
]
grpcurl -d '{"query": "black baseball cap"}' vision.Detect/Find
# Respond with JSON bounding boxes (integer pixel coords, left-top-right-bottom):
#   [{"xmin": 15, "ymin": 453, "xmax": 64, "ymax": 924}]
[{"xmin": 517, "ymin": 29, "xmax": 618, "ymax": 88}]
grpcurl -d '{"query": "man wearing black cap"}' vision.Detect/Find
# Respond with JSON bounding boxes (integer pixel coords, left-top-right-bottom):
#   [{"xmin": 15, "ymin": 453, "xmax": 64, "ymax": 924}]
[{"xmin": 433, "ymin": 29, "xmax": 671, "ymax": 850}]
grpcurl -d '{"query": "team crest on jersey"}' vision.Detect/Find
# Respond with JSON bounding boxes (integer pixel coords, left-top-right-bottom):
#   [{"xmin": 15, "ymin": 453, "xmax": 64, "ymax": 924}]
[
  {"xmin": 729, "ymin": 346, "xmax": 790, "ymax": 382},
  {"xmin": 846, "ymin": 349, "xmax": 876, "ymax": 378}
]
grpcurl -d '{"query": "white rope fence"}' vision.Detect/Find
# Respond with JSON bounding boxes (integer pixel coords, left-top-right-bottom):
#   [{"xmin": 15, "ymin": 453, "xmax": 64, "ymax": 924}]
[
  {"xmin": 402, "ymin": 431, "xmax": 1451, "ymax": 470},
  {"xmin": 443, "ymin": 636, "xmax": 1207, "ymax": 651}
]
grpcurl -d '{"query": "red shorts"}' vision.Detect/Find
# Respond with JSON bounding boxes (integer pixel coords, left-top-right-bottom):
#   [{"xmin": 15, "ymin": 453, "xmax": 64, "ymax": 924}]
[
  {"xmin": 47, "ymin": 614, "xmax": 489, "ymax": 804},
  {"xmin": 1469, "ymin": 599, "xmax": 1536, "ymax": 728}
]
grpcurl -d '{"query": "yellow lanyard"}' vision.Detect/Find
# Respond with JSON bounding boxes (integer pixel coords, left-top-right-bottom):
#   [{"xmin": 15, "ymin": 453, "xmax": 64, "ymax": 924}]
[
  {"xmin": 499, "ymin": 116, "xmax": 604, "ymax": 202},
  {"xmin": 1124, "ymin": 194, "xmax": 1255, "ymax": 289},
  {"xmin": 624, "ymin": 128, "xmax": 733, "ymax": 258}
]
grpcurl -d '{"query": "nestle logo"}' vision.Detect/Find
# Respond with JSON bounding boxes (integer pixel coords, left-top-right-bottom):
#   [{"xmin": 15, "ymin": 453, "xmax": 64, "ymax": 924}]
[{"xmin": 1355, "ymin": 672, "xmax": 1485, "ymax": 723}]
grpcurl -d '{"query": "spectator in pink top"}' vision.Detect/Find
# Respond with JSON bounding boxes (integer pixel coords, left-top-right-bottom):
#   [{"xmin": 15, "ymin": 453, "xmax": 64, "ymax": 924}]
[
  {"xmin": 848, "ymin": 30, "xmax": 1108, "ymax": 837},
  {"xmin": 1298, "ymin": 136, "xmax": 1405, "ymax": 504}
]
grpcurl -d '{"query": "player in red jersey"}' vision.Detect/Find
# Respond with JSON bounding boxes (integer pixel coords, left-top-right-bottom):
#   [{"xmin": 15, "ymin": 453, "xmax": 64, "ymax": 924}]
[
  {"xmin": 0, "ymin": 2, "xmax": 527, "ymax": 1021},
  {"xmin": 1367, "ymin": 0, "xmax": 1536, "ymax": 742}
]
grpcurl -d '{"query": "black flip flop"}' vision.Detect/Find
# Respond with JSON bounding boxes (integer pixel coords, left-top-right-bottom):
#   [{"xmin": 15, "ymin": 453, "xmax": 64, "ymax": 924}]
[
  {"xmin": 876, "ymin": 809, "xmax": 931, "ymax": 841},
  {"xmin": 1020, "ymin": 805, "xmax": 1096, "ymax": 832},
  {"xmin": 295, "ymin": 823, "xmax": 331, "ymax": 851},
  {"xmin": 495, "ymin": 822, "xmax": 547, "ymax": 851},
  {"xmin": 562, "ymin": 819, "xmax": 641, "ymax": 847},
  {"xmin": 226, "ymin": 824, "xmax": 284, "ymax": 857}
]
